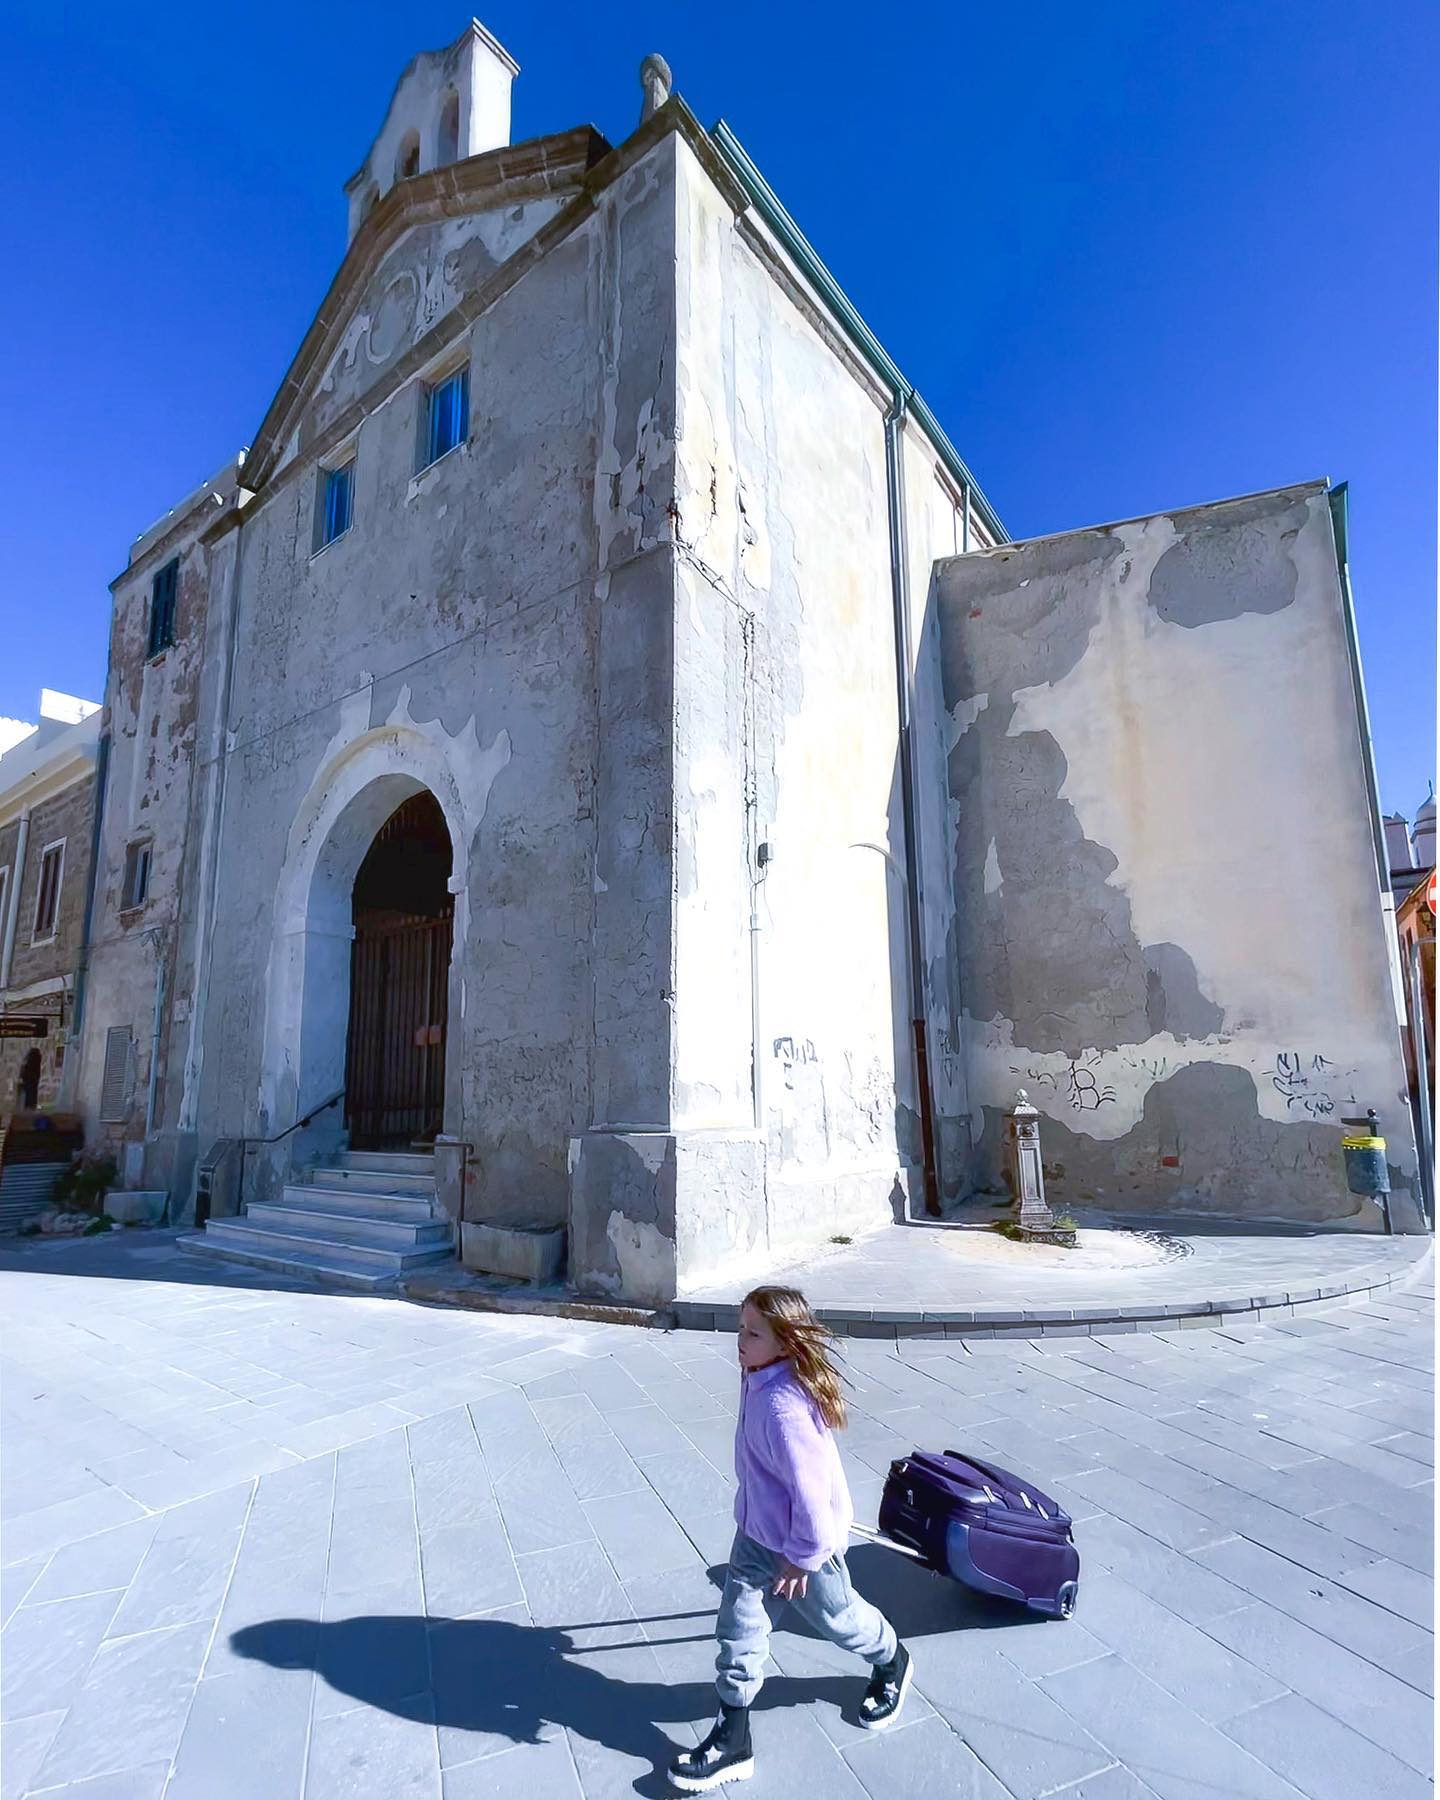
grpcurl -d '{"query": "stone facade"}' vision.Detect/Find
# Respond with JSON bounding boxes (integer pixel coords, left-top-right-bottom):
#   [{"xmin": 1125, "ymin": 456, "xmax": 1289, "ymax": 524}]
[{"xmin": 0, "ymin": 702, "xmax": 102, "ymax": 1117}]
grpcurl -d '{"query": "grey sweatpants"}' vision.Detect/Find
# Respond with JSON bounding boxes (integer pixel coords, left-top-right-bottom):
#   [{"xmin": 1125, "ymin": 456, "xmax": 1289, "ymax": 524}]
[{"xmin": 715, "ymin": 1531, "xmax": 897, "ymax": 1708}]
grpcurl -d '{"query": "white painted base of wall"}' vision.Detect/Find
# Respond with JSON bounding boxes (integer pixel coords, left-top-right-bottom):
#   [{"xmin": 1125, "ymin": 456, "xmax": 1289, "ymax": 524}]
[{"xmin": 568, "ymin": 1124, "xmax": 913, "ymax": 1307}]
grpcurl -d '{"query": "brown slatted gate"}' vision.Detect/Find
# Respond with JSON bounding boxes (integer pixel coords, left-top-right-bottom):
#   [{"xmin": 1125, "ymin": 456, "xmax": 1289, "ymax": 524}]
[
  {"xmin": 345, "ymin": 909, "xmax": 452, "ymax": 1149},
  {"xmin": 344, "ymin": 792, "xmax": 453, "ymax": 1150}
]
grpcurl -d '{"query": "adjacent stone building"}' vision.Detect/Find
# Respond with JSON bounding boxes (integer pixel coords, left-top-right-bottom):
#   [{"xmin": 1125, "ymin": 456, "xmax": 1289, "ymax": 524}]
[
  {"xmin": 0, "ymin": 692, "xmax": 102, "ymax": 1116},
  {"xmin": 75, "ymin": 22, "xmax": 1423, "ymax": 1300}
]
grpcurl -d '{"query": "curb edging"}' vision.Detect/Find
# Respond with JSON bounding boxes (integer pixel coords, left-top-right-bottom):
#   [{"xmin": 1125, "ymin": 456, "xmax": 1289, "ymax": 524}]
[{"xmin": 661, "ymin": 1245, "xmax": 1433, "ymax": 1341}]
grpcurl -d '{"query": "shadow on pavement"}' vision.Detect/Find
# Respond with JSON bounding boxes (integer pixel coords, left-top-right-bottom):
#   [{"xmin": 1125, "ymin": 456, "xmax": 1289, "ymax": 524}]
[
  {"xmin": 233, "ymin": 1613, "xmax": 849, "ymax": 1796},
  {"xmin": 232, "ymin": 1553, "xmax": 1043, "ymax": 1793}
]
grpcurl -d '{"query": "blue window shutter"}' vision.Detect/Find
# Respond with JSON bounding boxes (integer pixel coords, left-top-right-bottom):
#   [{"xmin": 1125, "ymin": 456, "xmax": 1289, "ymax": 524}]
[
  {"xmin": 426, "ymin": 368, "xmax": 469, "ymax": 466},
  {"xmin": 321, "ymin": 465, "xmax": 354, "ymax": 545}
]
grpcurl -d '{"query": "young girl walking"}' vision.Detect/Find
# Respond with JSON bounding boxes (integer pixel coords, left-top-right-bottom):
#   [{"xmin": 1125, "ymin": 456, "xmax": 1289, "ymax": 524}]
[{"xmin": 668, "ymin": 1285, "xmax": 913, "ymax": 1792}]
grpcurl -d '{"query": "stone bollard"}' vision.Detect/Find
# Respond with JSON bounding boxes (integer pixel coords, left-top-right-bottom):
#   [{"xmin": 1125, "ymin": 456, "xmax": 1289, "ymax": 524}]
[{"xmin": 1006, "ymin": 1090, "xmax": 1074, "ymax": 1244}]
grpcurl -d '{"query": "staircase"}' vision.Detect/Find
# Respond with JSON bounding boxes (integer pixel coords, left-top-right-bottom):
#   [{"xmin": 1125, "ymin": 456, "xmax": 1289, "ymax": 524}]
[{"xmin": 179, "ymin": 1150, "xmax": 454, "ymax": 1292}]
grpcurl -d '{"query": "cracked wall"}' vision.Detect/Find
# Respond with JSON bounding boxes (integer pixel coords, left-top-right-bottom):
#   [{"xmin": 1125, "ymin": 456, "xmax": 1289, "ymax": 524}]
[{"xmin": 929, "ymin": 482, "xmax": 1421, "ymax": 1228}]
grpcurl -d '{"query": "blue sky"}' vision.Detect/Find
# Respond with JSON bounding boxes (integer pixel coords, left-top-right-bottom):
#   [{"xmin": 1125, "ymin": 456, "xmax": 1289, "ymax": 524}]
[{"xmin": 3, "ymin": 1, "xmax": 1434, "ymax": 815}]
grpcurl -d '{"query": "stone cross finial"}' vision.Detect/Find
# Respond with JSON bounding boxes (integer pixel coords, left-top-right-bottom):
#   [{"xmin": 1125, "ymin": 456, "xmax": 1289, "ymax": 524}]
[{"xmin": 640, "ymin": 53, "xmax": 673, "ymax": 122}]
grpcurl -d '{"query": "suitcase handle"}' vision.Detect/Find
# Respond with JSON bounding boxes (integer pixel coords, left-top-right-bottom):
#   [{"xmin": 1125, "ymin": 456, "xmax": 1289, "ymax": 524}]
[
  {"xmin": 944, "ymin": 1451, "xmax": 1050, "ymax": 1520},
  {"xmin": 850, "ymin": 1522, "xmax": 927, "ymax": 1563}
]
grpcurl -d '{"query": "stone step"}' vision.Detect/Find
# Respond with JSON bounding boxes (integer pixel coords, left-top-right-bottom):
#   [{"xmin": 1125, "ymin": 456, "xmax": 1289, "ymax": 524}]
[
  {"xmin": 251, "ymin": 1201, "xmax": 451, "ymax": 1252},
  {"xmin": 338, "ymin": 1150, "xmax": 435, "ymax": 1176},
  {"xmin": 306, "ymin": 1165, "xmax": 437, "ymax": 1198},
  {"xmin": 197, "ymin": 1216, "xmax": 452, "ymax": 1274},
  {"xmin": 177, "ymin": 1232, "xmax": 399, "ymax": 1294},
  {"xmin": 282, "ymin": 1183, "xmax": 440, "ymax": 1224}
]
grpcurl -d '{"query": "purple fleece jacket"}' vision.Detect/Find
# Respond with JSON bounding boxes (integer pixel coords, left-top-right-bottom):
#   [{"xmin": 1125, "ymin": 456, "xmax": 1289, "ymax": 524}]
[{"xmin": 733, "ymin": 1359, "xmax": 854, "ymax": 1571}]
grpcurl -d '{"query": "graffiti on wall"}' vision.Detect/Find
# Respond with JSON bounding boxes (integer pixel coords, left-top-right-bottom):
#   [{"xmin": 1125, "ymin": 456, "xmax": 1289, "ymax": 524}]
[
  {"xmin": 1008, "ymin": 1051, "xmax": 1116, "ymax": 1110},
  {"xmin": 773, "ymin": 1035, "xmax": 817, "ymax": 1092},
  {"xmin": 1271, "ymin": 1051, "xmax": 1356, "ymax": 1119}
]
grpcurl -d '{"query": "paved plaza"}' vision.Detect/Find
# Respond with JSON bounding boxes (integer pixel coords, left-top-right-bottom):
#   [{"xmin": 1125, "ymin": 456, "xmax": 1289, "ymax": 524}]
[{"xmin": 0, "ymin": 1232, "xmax": 1433, "ymax": 1799}]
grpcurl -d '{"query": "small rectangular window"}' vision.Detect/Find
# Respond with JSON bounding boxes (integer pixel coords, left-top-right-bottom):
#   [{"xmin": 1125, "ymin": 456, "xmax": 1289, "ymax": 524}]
[
  {"xmin": 32, "ymin": 841, "xmax": 65, "ymax": 941},
  {"xmin": 320, "ymin": 462, "xmax": 354, "ymax": 547},
  {"xmin": 100, "ymin": 1025, "xmax": 132, "ymax": 1122},
  {"xmin": 423, "ymin": 366, "xmax": 469, "ymax": 467},
  {"xmin": 122, "ymin": 840, "xmax": 152, "ymax": 911}
]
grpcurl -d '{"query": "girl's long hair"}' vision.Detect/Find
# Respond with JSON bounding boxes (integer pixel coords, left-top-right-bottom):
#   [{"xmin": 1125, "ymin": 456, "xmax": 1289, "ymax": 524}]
[{"xmin": 743, "ymin": 1286, "xmax": 848, "ymax": 1430}]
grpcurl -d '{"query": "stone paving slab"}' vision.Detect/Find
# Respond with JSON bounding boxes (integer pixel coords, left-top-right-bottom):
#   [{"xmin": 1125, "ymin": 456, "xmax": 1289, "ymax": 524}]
[
  {"xmin": 670, "ymin": 1217, "xmax": 1432, "ymax": 1336},
  {"xmin": 0, "ymin": 1242, "xmax": 1432, "ymax": 1798}
]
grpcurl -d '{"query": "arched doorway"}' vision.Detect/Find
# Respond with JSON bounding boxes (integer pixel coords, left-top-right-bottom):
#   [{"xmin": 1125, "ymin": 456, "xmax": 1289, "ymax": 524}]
[{"xmin": 344, "ymin": 791, "xmax": 454, "ymax": 1149}]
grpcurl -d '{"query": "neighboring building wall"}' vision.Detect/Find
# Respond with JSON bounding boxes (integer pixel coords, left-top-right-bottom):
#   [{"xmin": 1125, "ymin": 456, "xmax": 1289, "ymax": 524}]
[
  {"xmin": 76, "ymin": 475, "xmax": 232, "ymax": 1193},
  {"xmin": 0, "ymin": 716, "xmax": 100, "ymax": 1117},
  {"xmin": 928, "ymin": 481, "xmax": 1423, "ymax": 1230}
]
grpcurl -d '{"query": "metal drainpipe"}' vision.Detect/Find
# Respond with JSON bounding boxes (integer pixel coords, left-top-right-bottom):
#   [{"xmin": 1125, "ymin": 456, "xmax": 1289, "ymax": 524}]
[
  {"xmin": 62, "ymin": 731, "xmax": 111, "ymax": 1108},
  {"xmin": 180, "ymin": 499, "xmax": 249, "ymax": 1134},
  {"xmin": 144, "ymin": 931, "xmax": 166, "ymax": 1140},
  {"xmin": 0, "ymin": 810, "xmax": 31, "ymax": 991},
  {"xmin": 742, "ymin": 610, "xmax": 764, "ymax": 1131},
  {"xmin": 884, "ymin": 392, "xmax": 941, "ymax": 1217},
  {"xmin": 1327, "ymin": 483, "xmax": 1391, "ymax": 897}
]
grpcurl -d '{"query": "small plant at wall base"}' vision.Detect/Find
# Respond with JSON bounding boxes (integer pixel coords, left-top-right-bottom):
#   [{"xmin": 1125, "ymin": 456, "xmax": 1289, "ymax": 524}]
[{"xmin": 49, "ymin": 1152, "xmax": 119, "ymax": 1215}]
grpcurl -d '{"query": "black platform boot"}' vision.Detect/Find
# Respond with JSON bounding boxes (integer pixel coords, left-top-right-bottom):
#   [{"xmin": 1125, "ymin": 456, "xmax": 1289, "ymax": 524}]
[
  {"xmin": 667, "ymin": 1701, "xmax": 755, "ymax": 1791},
  {"xmin": 859, "ymin": 1642, "xmax": 914, "ymax": 1730}
]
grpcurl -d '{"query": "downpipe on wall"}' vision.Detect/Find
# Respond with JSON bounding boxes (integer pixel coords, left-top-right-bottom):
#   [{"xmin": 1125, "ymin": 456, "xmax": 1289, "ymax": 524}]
[
  {"xmin": 884, "ymin": 393, "xmax": 942, "ymax": 1218},
  {"xmin": 741, "ymin": 608, "xmax": 765, "ymax": 1131},
  {"xmin": 144, "ymin": 928, "xmax": 167, "ymax": 1142},
  {"xmin": 179, "ymin": 491, "xmax": 251, "ymax": 1139}
]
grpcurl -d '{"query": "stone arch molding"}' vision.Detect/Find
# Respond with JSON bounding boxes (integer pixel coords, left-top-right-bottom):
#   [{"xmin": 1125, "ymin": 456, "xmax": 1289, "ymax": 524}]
[{"xmin": 258, "ymin": 684, "xmax": 511, "ymax": 1135}]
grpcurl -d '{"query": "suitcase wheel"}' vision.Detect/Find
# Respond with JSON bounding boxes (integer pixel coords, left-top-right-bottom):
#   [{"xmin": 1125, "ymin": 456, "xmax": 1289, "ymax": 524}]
[{"xmin": 1052, "ymin": 1581, "xmax": 1079, "ymax": 1620}]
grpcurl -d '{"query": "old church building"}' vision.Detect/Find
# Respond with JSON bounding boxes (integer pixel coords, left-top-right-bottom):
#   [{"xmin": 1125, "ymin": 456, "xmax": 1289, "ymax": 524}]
[{"xmin": 72, "ymin": 23, "xmax": 1424, "ymax": 1305}]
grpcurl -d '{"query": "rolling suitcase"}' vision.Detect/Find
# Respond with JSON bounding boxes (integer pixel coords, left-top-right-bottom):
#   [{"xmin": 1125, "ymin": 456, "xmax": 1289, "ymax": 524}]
[{"xmin": 869, "ymin": 1449, "xmax": 1080, "ymax": 1618}]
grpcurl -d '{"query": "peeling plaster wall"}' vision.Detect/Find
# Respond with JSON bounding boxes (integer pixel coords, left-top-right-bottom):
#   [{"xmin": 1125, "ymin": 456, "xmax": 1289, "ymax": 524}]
[
  {"xmin": 930, "ymin": 483, "xmax": 1421, "ymax": 1228},
  {"xmin": 190, "ymin": 135, "xmax": 683, "ymax": 1231}
]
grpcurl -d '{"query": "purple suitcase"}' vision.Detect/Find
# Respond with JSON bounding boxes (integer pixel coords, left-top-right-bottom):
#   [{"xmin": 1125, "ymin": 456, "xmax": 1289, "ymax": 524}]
[{"xmin": 877, "ymin": 1449, "xmax": 1080, "ymax": 1618}]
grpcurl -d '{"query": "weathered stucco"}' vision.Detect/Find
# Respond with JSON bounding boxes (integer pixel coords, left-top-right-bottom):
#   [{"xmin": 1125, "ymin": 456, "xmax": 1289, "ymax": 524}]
[{"xmin": 930, "ymin": 483, "xmax": 1421, "ymax": 1228}]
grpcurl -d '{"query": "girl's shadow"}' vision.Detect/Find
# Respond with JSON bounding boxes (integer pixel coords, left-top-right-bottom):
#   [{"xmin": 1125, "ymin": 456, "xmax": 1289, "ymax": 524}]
[
  {"xmin": 231, "ymin": 1543, "xmax": 1038, "ymax": 1793},
  {"xmin": 232, "ymin": 1613, "xmax": 853, "ymax": 1797}
]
